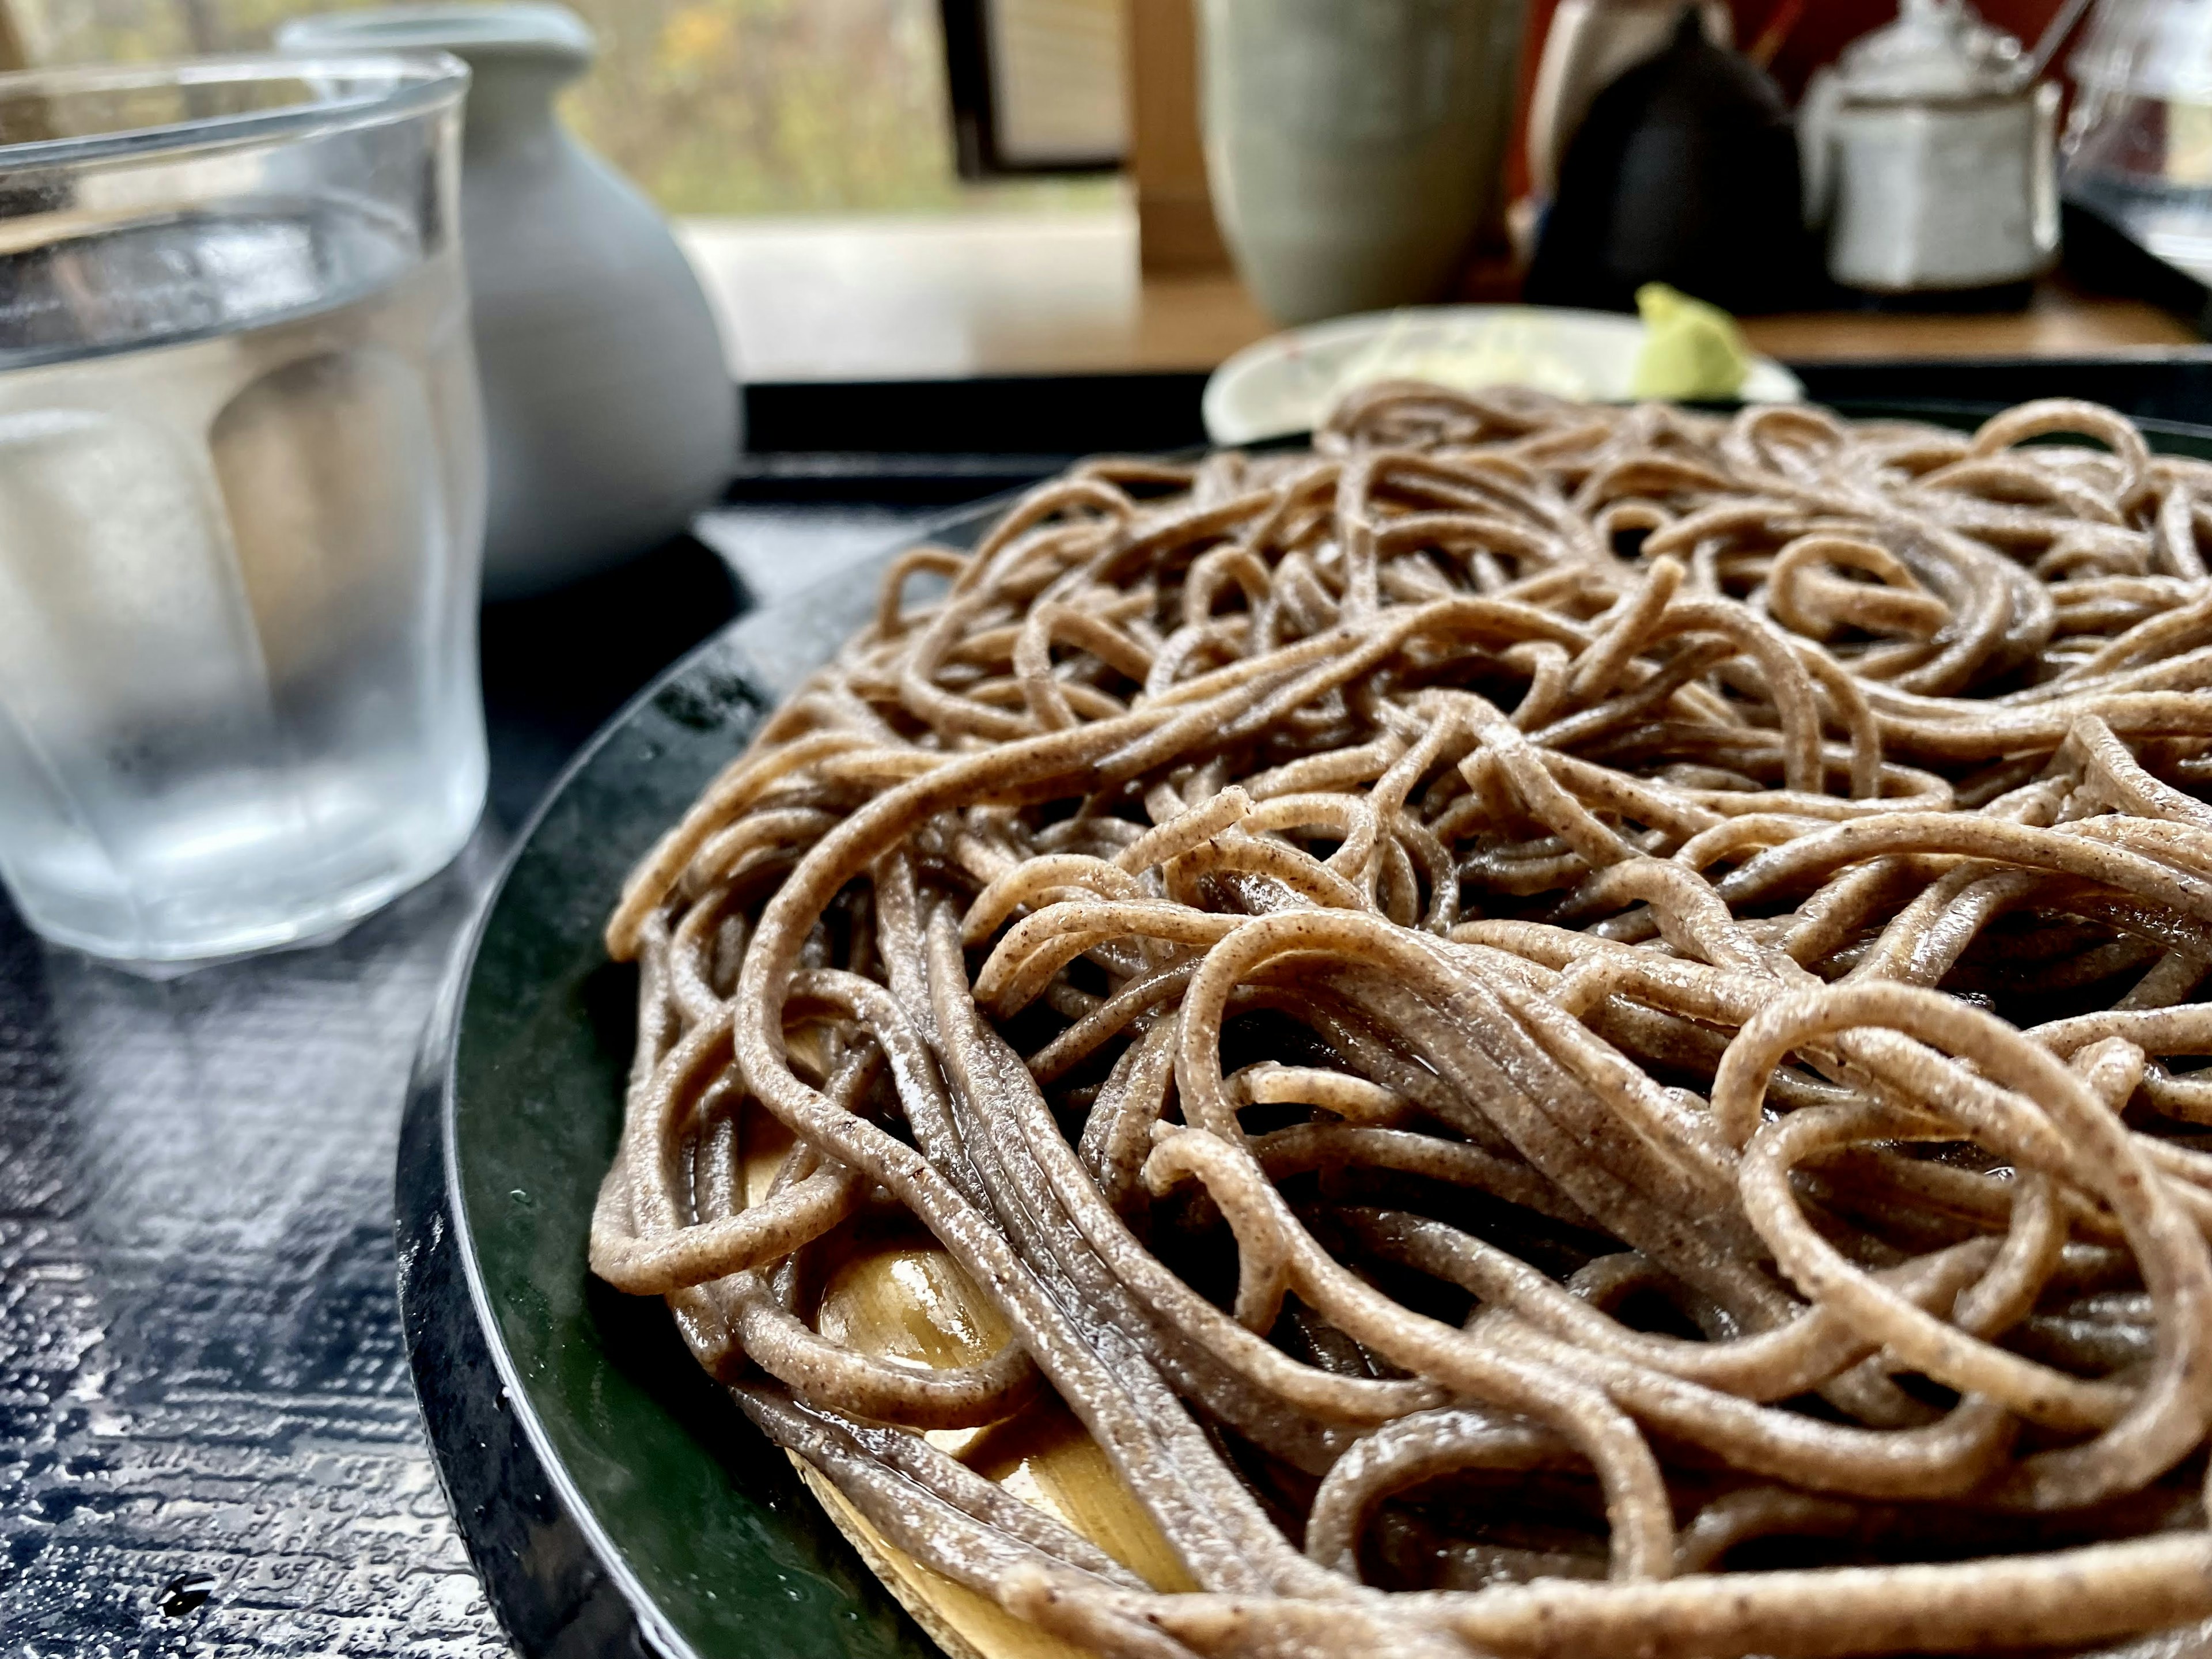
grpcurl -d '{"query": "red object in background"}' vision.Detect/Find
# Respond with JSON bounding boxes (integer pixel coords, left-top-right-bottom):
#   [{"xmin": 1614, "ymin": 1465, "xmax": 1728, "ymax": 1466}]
[{"xmin": 1503, "ymin": 0, "xmax": 2083, "ymax": 202}]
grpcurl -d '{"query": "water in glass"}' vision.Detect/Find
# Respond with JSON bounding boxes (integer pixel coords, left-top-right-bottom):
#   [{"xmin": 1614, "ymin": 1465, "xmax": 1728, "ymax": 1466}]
[{"xmin": 0, "ymin": 202, "xmax": 487, "ymax": 965}]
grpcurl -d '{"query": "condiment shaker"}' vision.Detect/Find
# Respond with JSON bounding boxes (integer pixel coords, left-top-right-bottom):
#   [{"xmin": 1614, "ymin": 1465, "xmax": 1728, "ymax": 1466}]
[{"xmin": 1801, "ymin": 0, "xmax": 2059, "ymax": 297}]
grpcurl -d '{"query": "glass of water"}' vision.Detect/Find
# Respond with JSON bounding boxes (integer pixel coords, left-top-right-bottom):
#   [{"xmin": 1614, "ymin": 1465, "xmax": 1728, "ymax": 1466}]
[{"xmin": 0, "ymin": 54, "xmax": 488, "ymax": 969}]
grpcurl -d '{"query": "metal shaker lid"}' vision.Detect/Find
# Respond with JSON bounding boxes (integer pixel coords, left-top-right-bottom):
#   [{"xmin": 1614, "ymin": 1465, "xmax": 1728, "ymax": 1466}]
[{"xmin": 1834, "ymin": 0, "xmax": 2030, "ymax": 102}]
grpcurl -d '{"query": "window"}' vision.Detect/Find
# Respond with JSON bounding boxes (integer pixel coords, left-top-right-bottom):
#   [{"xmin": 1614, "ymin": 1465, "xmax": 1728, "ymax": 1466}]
[{"xmin": 6, "ymin": 0, "xmax": 1122, "ymax": 214}]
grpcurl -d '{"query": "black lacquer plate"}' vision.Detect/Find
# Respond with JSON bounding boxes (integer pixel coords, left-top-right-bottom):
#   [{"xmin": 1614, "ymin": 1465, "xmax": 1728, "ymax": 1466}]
[{"xmin": 398, "ymin": 497, "xmax": 1005, "ymax": 1659}]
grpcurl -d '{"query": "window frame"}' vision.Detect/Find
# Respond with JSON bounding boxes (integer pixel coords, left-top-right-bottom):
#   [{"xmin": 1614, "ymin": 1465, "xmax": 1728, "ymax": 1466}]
[{"xmin": 938, "ymin": 0, "xmax": 1125, "ymax": 177}]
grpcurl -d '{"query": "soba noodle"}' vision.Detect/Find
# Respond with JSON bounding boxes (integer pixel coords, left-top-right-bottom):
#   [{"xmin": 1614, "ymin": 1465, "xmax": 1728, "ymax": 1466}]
[{"xmin": 592, "ymin": 385, "xmax": 2212, "ymax": 1657}]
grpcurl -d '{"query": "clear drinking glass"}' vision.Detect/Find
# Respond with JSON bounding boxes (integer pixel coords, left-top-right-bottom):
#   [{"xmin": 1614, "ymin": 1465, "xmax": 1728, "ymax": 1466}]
[
  {"xmin": 0, "ymin": 54, "xmax": 488, "ymax": 969},
  {"xmin": 2064, "ymin": 0, "xmax": 2212, "ymax": 278}
]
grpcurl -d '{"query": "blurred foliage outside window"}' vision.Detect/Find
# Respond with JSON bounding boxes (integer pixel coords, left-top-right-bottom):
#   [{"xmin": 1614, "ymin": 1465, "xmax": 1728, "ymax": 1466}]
[{"xmin": 12, "ymin": 0, "xmax": 1113, "ymax": 214}]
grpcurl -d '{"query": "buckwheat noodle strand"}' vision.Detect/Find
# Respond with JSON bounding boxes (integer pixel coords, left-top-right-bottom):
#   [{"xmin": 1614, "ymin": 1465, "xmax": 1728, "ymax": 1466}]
[{"xmin": 593, "ymin": 387, "xmax": 2212, "ymax": 1657}]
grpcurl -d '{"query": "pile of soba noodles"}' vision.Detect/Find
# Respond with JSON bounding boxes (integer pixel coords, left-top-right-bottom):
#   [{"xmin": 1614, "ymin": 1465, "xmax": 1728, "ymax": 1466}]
[{"xmin": 592, "ymin": 385, "xmax": 2212, "ymax": 1658}]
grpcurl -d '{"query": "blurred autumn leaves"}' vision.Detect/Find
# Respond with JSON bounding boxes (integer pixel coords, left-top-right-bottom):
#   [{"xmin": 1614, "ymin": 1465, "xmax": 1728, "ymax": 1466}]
[
  {"xmin": 11, "ymin": 0, "xmax": 1048, "ymax": 214},
  {"xmin": 584, "ymin": 0, "xmax": 959, "ymax": 211}
]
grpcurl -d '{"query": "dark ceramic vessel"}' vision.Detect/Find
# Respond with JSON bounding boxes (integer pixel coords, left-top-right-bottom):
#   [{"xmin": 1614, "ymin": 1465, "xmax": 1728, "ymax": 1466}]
[{"xmin": 1527, "ymin": 7, "xmax": 1820, "ymax": 315}]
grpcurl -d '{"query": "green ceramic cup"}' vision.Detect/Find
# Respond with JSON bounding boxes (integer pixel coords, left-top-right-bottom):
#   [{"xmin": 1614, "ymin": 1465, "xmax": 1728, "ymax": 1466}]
[{"xmin": 1199, "ymin": 0, "xmax": 1527, "ymax": 326}]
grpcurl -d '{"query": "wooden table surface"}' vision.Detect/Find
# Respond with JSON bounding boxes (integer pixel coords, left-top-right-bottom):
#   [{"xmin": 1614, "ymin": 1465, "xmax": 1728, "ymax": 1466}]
[
  {"xmin": 1739, "ymin": 281, "xmax": 2200, "ymax": 362},
  {"xmin": 677, "ymin": 208, "xmax": 2203, "ymax": 384}
]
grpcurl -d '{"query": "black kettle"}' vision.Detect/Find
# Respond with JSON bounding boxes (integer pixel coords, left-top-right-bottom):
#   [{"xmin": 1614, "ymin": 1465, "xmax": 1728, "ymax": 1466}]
[{"xmin": 1525, "ymin": 6, "xmax": 1820, "ymax": 315}]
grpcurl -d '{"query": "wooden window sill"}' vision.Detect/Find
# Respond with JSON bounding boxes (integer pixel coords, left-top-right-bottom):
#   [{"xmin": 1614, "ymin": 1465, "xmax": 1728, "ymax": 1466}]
[{"xmin": 676, "ymin": 207, "xmax": 2203, "ymax": 385}]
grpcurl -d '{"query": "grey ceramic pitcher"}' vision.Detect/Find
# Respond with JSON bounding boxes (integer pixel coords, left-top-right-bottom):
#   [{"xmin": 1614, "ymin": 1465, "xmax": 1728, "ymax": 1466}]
[
  {"xmin": 1200, "ymin": 0, "xmax": 1527, "ymax": 326},
  {"xmin": 279, "ymin": 3, "xmax": 738, "ymax": 597}
]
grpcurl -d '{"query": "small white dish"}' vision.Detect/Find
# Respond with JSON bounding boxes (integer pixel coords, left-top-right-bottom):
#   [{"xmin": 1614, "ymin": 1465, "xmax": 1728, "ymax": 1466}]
[{"xmin": 1202, "ymin": 304, "xmax": 1805, "ymax": 445}]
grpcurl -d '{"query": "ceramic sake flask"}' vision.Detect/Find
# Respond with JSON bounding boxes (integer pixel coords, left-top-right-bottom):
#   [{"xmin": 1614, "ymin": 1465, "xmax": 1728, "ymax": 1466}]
[{"xmin": 279, "ymin": 3, "xmax": 738, "ymax": 597}]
